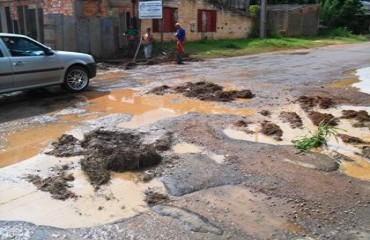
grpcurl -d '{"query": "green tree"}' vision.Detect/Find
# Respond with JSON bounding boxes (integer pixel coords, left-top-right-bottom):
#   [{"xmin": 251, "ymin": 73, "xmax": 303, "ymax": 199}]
[{"xmin": 319, "ymin": 0, "xmax": 364, "ymax": 33}]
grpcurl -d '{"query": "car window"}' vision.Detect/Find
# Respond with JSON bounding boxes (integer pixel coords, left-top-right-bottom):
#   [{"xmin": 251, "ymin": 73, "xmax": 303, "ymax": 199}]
[
  {"xmin": 1, "ymin": 37, "xmax": 45, "ymax": 57},
  {"xmin": 0, "ymin": 49, "xmax": 3, "ymax": 57}
]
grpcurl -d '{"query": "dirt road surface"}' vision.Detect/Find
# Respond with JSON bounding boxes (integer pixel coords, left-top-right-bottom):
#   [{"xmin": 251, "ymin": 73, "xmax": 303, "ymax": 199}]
[{"xmin": 0, "ymin": 43, "xmax": 370, "ymax": 240}]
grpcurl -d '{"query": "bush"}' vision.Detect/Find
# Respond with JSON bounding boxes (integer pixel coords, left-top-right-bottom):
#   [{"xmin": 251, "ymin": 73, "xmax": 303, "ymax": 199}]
[
  {"xmin": 323, "ymin": 27, "xmax": 353, "ymax": 37},
  {"xmin": 319, "ymin": 0, "xmax": 364, "ymax": 33}
]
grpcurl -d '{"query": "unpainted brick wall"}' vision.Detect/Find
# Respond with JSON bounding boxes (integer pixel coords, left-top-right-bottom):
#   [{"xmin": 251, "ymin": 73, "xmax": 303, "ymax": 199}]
[
  {"xmin": 0, "ymin": 0, "xmax": 75, "ymax": 19},
  {"xmin": 82, "ymin": 0, "xmax": 110, "ymax": 17},
  {"xmin": 44, "ymin": 0, "xmax": 74, "ymax": 16},
  {"xmin": 141, "ymin": 0, "xmax": 251, "ymax": 42}
]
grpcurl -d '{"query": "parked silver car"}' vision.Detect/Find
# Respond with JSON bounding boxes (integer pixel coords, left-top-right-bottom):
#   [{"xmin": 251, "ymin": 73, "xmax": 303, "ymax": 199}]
[{"xmin": 0, "ymin": 33, "xmax": 96, "ymax": 93}]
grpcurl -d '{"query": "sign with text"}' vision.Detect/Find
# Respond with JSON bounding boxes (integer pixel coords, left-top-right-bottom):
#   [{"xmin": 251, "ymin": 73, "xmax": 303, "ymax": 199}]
[{"xmin": 138, "ymin": 1, "xmax": 162, "ymax": 19}]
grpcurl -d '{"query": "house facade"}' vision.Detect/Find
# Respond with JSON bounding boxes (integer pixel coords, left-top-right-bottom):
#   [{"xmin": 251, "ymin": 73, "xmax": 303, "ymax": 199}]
[{"xmin": 0, "ymin": 0, "xmax": 252, "ymax": 58}]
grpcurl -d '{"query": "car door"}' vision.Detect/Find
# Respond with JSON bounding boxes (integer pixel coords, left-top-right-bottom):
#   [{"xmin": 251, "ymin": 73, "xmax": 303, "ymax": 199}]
[
  {"xmin": 1, "ymin": 36, "xmax": 63, "ymax": 88},
  {"xmin": 0, "ymin": 42, "xmax": 14, "ymax": 92}
]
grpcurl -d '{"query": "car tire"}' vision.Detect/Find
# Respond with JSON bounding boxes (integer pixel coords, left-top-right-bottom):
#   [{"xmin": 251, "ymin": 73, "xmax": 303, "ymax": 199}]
[{"xmin": 63, "ymin": 66, "xmax": 89, "ymax": 92}]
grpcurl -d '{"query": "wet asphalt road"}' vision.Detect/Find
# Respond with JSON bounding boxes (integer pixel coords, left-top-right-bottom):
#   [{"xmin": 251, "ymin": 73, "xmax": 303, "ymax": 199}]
[{"xmin": 0, "ymin": 42, "xmax": 370, "ymax": 240}]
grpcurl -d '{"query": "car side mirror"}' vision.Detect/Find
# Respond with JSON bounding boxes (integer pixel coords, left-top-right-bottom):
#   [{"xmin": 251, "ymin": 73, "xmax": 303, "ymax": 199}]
[{"xmin": 45, "ymin": 47, "xmax": 54, "ymax": 56}]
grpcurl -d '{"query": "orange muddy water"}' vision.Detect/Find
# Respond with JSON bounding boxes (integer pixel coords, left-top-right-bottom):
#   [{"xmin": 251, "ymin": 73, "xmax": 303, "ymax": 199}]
[
  {"xmin": 0, "ymin": 89, "xmax": 253, "ymax": 167},
  {"xmin": 0, "ymin": 123, "xmax": 74, "ymax": 168}
]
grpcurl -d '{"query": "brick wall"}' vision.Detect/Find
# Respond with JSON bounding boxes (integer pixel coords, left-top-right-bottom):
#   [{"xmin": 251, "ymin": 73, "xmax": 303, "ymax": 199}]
[
  {"xmin": 82, "ymin": 0, "xmax": 110, "ymax": 17},
  {"xmin": 44, "ymin": 0, "xmax": 74, "ymax": 16},
  {"xmin": 0, "ymin": 0, "xmax": 75, "ymax": 19},
  {"xmin": 141, "ymin": 0, "xmax": 251, "ymax": 42}
]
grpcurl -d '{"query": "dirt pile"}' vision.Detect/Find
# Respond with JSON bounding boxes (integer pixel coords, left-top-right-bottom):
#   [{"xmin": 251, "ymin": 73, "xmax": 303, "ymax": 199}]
[
  {"xmin": 260, "ymin": 121, "xmax": 283, "ymax": 141},
  {"xmin": 297, "ymin": 96, "xmax": 335, "ymax": 110},
  {"xmin": 341, "ymin": 110, "xmax": 370, "ymax": 128},
  {"xmin": 25, "ymin": 164, "xmax": 76, "ymax": 200},
  {"xmin": 233, "ymin": 120, "xmax": 250, "ymax": 127},
  {"xmin": 308, "ymin": 111, "xmax": 338, "ymax": 126},
  {"xmin": 46, "ymin": 134, "xmax": 84, "ymax": 157},
  {"xmin": 362, "ymin": 146, "xmax": 370, "ymax": 159},
  {"xmin": 144, "ymin": 189, "xmax": 169, "ymax": 206},
  {"xmin": 280, "ymin": 112, "xmax": 303, "ymax": 128},
  {"xmin": 259, "ymin": 110, "xmax": 271, "ymax": 116},
  {"xmin": 148, "ymin": 81, "xmax": 255, "ymax": 102},
  {"xmin": 80, "ymin": 130, "xmax": 162, "ymax": 186},
  {"xmin": 338, "ymin": 134, "xmax": 366, "ymax": 144}
]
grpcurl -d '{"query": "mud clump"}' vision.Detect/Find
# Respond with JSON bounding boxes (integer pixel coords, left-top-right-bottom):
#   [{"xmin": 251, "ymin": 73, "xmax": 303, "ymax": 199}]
[
  {"xmin": 338, "ymin": 134, "xmax": 366, "ymax": 144},
  {"xmin": 308, "ymin": 111, "xmax": 338, "ymax": 126},
  {"xmin": 260, "ymin": 121, "xmax": 283, "ymax": 141},
  {"xmin": 144, "ymin": 189, "xmax": 169, "ymax": 206},
  {"xmin": 341, "ymin": 110, "xmax": 370, "ymax": 128},
  {"xmin": 148, "ymin": 85, "xmax": 171, "ymax": 95},
  {"xmin": 149, "ymin": 81, "xmax": 255, "ymax": 102},
  {"xmin": 234, "ymin": 120, "xmax": 250, "ymax": 127},
  {"xmin": 25, "ymin": 165, "xmax": 76, "ymax": 200},
  {"xmin": 80, "ymin": 130, "xmax": 162, "ymax": 186},
  {"xmin": 362, "ymin": 146, "xmax": 370, "ymax": 159},
  {"xmin": 46, "ymin": 134, "xmax": 84, "ymax": 157},
  {"xmin": 297, "ymin": 96, "xmax": 335, "ymax": 110},
  {"xmin": 259, "ymin": 110, "xmax": 271, "ymax": 117},
  {"xmin": 280, "ymin": 112, "xmax": 303, "ymax": 129}
]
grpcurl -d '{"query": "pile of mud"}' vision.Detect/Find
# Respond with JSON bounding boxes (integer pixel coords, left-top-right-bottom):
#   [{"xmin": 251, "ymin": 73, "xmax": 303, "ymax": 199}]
[
  {"xmin": 308, "ymin": 111, "xmax": 338, "ymax": 126},
  {"xmin": 47, "ymin": 134, "xmax": 84, "ymax": 157},
  {"xmin": 149, "ymin": 81, "xmax": 255, "ymax": 102},
  {"xmin": 260, "ymin": 121, "xmax": 283, "ymax": 141},
  {"xmin": 341, "ymin": 110, "xmax": 370, "ymax": 128},
  {"xmin": 297, "ymin": 96, "xmax": 335, "ymax": 110},
  {"xmin": 144, "ymin": 189, "xmax": 169, "ymax": 206},
  {"xmin": 48, "ymin": 130, "xmax": 163, "ymax": 187},
  {"xmin": 280, "ymin": 112, "xmax": 303, "ymax": 129},
  {"xmin": 80, "ymin": 130, "xmax": 162, "ymax": 186},
  {"xmin": 25, "ymin": 164, "xmax": 76, "ymax": 200},
  {"xmin": 338, "ymin": 134, "xmax": 366, "ymax": 144}
]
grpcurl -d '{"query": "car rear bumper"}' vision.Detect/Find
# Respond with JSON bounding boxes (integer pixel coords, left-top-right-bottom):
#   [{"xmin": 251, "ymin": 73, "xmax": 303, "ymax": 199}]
[{"xmin": 87, "ymin": 63, "xmax": 97, "ymax": 78}]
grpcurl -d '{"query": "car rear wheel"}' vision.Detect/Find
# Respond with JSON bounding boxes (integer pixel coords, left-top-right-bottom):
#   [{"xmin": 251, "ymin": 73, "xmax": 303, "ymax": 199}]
[{"xmin": 63, "ymin": 66, "xmax": 89, "ymax": 92}]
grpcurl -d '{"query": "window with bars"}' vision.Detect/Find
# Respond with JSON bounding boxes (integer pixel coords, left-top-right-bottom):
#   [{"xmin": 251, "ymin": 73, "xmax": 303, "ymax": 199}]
[
  {"xmin": 153, "ymin": 7, "xmax": 178, "ymax": 33},
  {"xmin": 197, "ymin": 9, "xmax": 217, "ymax": 32}
]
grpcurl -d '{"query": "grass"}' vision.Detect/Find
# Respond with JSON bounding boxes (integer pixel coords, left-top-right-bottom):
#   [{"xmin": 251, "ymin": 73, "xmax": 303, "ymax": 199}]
[
  {"xmin": 292, "ymin": 120, "xmax": 343, "ymax": 152},
  {"xmin": 154, "ymin": 35, "xmax": 367, "ymax": 60}
]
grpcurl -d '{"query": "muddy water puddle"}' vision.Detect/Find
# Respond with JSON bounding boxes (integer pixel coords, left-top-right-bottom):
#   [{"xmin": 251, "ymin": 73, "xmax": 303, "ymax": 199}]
[
  {"xmin": 0, "ymin": 154, "xmax": 166, "ymax": 228},
  {"xmin": 0, "ymin": 123, "xmax": 74, "ymax": 168},
  {"xmin": 0, "ymin": 89, "xmax": 253, "ymax": 166},
  {"xmin": 172, "ymin": 143, "xmax": 225, "ymax": 164},
  {"xmin": 328, "ymin": 67, "xmax": 370, "ymax": 94},
  {"xmin": 224, "ymin": 104, "xmax": 370, "ymax": 181}
]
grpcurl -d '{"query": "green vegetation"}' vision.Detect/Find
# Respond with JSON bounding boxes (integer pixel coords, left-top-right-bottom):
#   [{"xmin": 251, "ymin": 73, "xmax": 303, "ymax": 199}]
[
  {"xmin": 155, "ymin": 35, "xmax": 367, "ymax": 59},
  {"xmin": 292, "ymin": 121, "xmax": 343, "ymax": 152},
  {"xmin": 319, "ymin": 0, "xmax": 365, "ymax": 33}
]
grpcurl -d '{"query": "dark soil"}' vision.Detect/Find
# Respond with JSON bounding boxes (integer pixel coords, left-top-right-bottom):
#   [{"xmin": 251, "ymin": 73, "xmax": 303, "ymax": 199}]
[
  {"xmin": 297, "ymin": 96, "xmax": 335, "ymax": 110},
  {"xmin": 260, "ymin": 121, "xmax": 283, "ymax": 141},
  {"xmin": 308, "ymin": 111, "xmax": 338, "ymax": 126},
  {"xmin": 280, "ymin": 111, "xmax": 303, "ymax": 128},
  {"xmin": 80, "ymin": 130, "xmax": 162, "ymax": 186},
  {"xmin": 46, "ymin": 134, "xmax": 84, "ymax": 157},
  {"xmin": 25, "ymin": 165, "xmax": 76, "ymax": 200},
  {"xmin": 259, "ymin": 110, "xmax": 271, "ymax": 117},
  {"xmin": 362, "ymin": 146, "xmax": 370, "ymax": 159},
  {"xmin": 148, "ymin": 85, "xmax": 171, "ymax": 95},
  {"xmin": 338, "ymin": 134, "xmax": 366, "ymax": 144},
  {"xmin": 148, "ymin": 81, "xmax": 255, "ymax": 102},
  {"xmin": 233, "ymin": 120, "xmax": 250, "ymax": 127},
  {"xmin": 341, "ymin": 110, "xmax": 370, "ymax": 128},
  {"xmin": 144, "ymin": 189, "xmax": 169, "ymax": 206}
]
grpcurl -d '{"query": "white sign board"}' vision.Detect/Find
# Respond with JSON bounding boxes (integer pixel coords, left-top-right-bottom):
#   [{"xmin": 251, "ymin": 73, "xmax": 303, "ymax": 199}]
[{"xmin": 138, "ymin": 1, "xmax": 163, "ymax": 19}]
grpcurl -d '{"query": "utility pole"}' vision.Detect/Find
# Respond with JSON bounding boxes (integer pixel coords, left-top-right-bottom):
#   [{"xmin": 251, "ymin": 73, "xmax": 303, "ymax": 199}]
[{"xmin": 260, "ymin": 0, "xmax": 267, "ymax": 38}]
